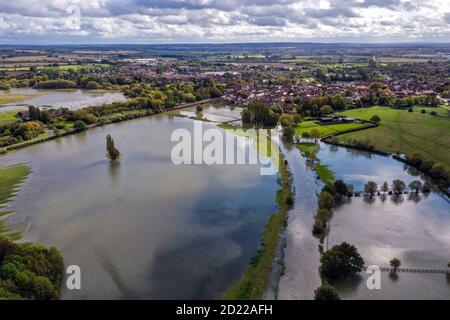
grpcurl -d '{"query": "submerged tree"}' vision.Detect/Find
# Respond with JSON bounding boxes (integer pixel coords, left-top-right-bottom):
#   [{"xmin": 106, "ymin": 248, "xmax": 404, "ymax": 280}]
[
  {"xmin": 320, "ymin": 242, "xmax": 365, "ymax": 280},
  {"xmin": 408, "ymin": 180, "xmax": 422, "ymax": 193},
  {"xmin": 390, "ymin": 258, "xmax": 401, "ymax": 272},
  {"xmin": 106, "ymin": 134, "xmax": 121, "ymax": 162},
  {"xmin": 314, "ymin": 283, "xmax": 340, "ymax": 300},
  {"xmin": 392, "ymin": 179, "xmax": 406, "ymax": 194},
  {"xmin": 364, "ymin": 181, "xmax": 378, "ymax": 196},
  {"xmin": 381, "ymin": 181, "xmax": 389, "ymax": 193}
]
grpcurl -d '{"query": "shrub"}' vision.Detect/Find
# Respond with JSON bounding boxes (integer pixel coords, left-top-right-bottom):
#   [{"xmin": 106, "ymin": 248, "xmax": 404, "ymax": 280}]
[
  {"xmin": 85, "ymin": 81, "xmax": 101, "ymax": 90},
  {"xmin": 370, "ymin": 115, "xmax": 381, "ymax": 123},
  {"xmin": 314, "ymin": 284, "xmax": 340, "ymax": 300},
  {"xmin": 14, "ymin": 121, "xmax": 45, "ymax": 140},
  {"xmin": 320, "ymin": 242, "xmax": 365, "ymax": 280},
  {"xmin": 0, "ymin": 236, "xmax": 64, "ymax": 300},
  {"xmin": 73, "ymin": 120, "xmax": 88, "ymax": 131}
]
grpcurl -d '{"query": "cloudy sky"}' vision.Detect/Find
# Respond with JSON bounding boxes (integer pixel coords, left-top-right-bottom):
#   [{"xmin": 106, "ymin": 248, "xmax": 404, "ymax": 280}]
[{"xmin": 0, "ymin": 0, "xmax": 449, "ymax": 44}]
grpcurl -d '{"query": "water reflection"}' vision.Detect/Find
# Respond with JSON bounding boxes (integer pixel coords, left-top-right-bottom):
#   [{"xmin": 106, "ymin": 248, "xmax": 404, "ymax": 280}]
[{"xmin": 0, "ymin": 115, "xmax": 279, "ymax": 299}]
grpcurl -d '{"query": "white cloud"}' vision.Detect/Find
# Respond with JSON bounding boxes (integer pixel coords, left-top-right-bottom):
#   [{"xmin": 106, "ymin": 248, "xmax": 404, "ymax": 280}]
[{"xmin": 0, "ymin": 0, "xmax": 448, "ymax": 43}]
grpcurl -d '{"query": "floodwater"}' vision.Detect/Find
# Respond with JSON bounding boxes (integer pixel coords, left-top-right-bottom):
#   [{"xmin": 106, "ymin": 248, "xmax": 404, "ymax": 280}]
[
  {"xmin": 279, "ymin": 142, "xmax": 450, "ymax": 300},
  {"xmin": 179, "ymin": 104, "xmax": 243, "ymax": 124},
  {"xmin": 0, "ymin": 88, "xmax": 126, "ymax": 112},
  {"xmin": 0, "ymin": 114, "xmax": 279, "ymax": 299},
  {"xmin": 277, "ymin": 142, "xmax": 322, "ymax": 300}
]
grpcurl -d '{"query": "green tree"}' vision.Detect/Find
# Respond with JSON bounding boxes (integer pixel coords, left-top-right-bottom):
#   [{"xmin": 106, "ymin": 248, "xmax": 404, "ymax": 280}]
[
  {"xmin": 320, "ymin": 242, "xmax": 365, "ymax": 279},
  {"xmin": 390, "ymin": 258, "xmax": 401, "ymax": 272},
  {"xmin": 73, "ymin": 120, "xmax": 87, "ymax": 131},
  {"xmin": 370, "ymin": 115, "xmax": 381, "ymax": 123},
  {"xmin": 364, "ymin": 181, "xmax": 378, "ymax": 196},
  {"xmin": 282, "ymin": 126, "xmax": 295, "ymax": 142},
  {"xmin": 319, "ymin": 191, "xmax": 335, "ymax": 209},
  {"xmin": 392, "ymin": 179, "xmax": 406, "ymax": 194},
  {"xmin": 279, "ymin": 114, "xmax": 294, "ymax": 127},
  {"xmin": 86, "ymin": 81, "xmax": 101, "ymax": 90},
  {"xmin": 315, "ymin": 208, "xmax": 331, "ymax": 226},
  {"xmin": 381, "ymin": 182, "xmax": 389, "ymax": 193},
  {"xmin": 241, "ymin": 108, "xmax": 253, "ymax": 124},
  {"xmin": 106, "ymin": 134, "xmax": 121, "ymax": 162},
  {"xmin": 408, "ymin": 180, "xmax": 422, "ymax": 193},
  {"xmin": 314, "ymin": 283, "xmax": 340, "ymax": 300},
  {"xmin": 310, "ymin": 128, "xmax": 321, "ymax": 142},
  {"xmin": 320, "ymin": 105, "xmax": 334, "ymax": 115}
]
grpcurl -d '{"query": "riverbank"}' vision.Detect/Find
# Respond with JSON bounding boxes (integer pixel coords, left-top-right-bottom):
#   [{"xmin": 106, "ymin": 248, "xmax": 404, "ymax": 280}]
[
  {"xmin": 223, "ymin": 153, "xmax": 294, "ymax": 300},
  {"xmin": 0, "ymin": 164, "xmax": 31, "ymax": 239}
]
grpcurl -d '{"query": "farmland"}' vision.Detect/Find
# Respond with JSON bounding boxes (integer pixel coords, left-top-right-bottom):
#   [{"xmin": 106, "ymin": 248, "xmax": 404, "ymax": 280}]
[
  {"xmin": 294, "ymin": 121, "xmax": 369, "ymax": 137},
  {"xmin": 337, "ymin": 107, "xmax": 450, "ymax": 171}
]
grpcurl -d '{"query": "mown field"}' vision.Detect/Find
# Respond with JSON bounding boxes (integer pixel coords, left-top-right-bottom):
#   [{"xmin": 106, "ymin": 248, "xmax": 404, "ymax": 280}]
[
  {"xmin": 294, "ymin": 120, "xmax": 368, "ymax": 137},
  {"xmin": 337, "ymin": 106, "xmax": 450, "ymax": 171}
]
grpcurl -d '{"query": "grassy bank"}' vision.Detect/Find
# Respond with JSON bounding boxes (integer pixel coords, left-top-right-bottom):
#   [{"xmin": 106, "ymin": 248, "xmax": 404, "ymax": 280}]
[
  {"xmin": 0, "ymin": 164, "xmax": 30, "ymax": 210},
  {"xmin": 0, "ymin": 164, "xmax": 31, "ymax": 239},
  {"xmin": 223, "ymin": 156, "xmax": 293, "ymax": 300},
  {"xmin": 0, "ymin": 93, "xmax": 37, "ymax": 105},
  {"xmin": 337, "ymin": 107, "xmax": 450, "ymax": 171}
]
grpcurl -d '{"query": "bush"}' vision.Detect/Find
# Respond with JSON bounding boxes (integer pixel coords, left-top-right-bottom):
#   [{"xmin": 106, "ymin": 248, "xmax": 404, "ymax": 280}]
[
  {"xmin": 73, "ymin": 120, "xmax": 88, "ymax": 131},
  {"xmin": 319, "ymin": 191, "xmax": 335, "ymax": 209},
  {"xmin": 34, "ymin": 80, "xmax": 77, "ymax": 89},
  {"xmin": 85, "ymin": 81, "xmax": 101, "ymax": 90},
  {"xmin": 14, "ymin": 121, "xmax": 45, "ymax": 140},
  {"xmin": 320, "ymin": 242, "xmax": 365, "ymax": 280},
  {"xmin": 0, "ymin": 236, "xmax": 64, "ymax": 300},
  {"xmin": 314, "ymin": 284, "xmax": 340, "ymax": 300},
  {"xmin": 370, "ymin": 115, "xmax": 381, "ymax": 123},
  {"xmin": 279, "ymin": 114, "xmax": 294, "ymax": 127}
]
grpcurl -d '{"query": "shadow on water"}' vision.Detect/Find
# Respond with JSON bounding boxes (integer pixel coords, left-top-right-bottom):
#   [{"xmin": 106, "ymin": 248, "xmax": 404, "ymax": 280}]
[
  {"xmin": 390, "ymin": 194, "xmax": 405, "ymax": 205},
  {"xmin": 94, "ymin": 248, "xmax": 138, "ymax": 300},
  {"xmin": 331, "ymin": 274, "xmax": 364, "ymax": 296},
  {"xmin": 408, "ymin": 193, "xmax": 422, "ymax": 203},
  {"xmin": 109, "ymin": 162, "xmax": 121, "ymax": 185},
  {"xmin": 388, "ymin": 272, "xmax": 400, "ymax": 282},
  {"xmin": 363, "ymin": 195, "xmax": 376, "ymax": 204}
]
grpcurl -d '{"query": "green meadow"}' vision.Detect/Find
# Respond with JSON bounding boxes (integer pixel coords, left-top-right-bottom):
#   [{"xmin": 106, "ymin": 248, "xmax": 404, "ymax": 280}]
[
  {"xmin": 337, "ymin": 107, "xmax": 450, "ymax": 171},
  {"xmin": 294, "ymin": 121, "xmax": 368, "ymax": 137}
]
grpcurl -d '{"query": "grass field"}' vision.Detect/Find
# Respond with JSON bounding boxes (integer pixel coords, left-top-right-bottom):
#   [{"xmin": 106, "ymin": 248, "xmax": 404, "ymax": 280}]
[
  {"xmin": 294, "ymin": 121, "xmax": 368, "ymax": 137},
  {"xmin": 337, "ymin": 107, "xmax": 450, "ymax": 171},
  {"xmin": 0, "ymin": 110, "xmax": 20, "ymax": 122},
  {"xmin": 0, "ymin": 64, "xmax": 110, "ymax": 72}
]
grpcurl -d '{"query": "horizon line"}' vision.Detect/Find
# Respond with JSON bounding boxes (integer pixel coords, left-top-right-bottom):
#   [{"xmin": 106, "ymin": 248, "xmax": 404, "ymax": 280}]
[{"xmin": 1, "ymin": 41, "xmax": 450, "ymax": 47}]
